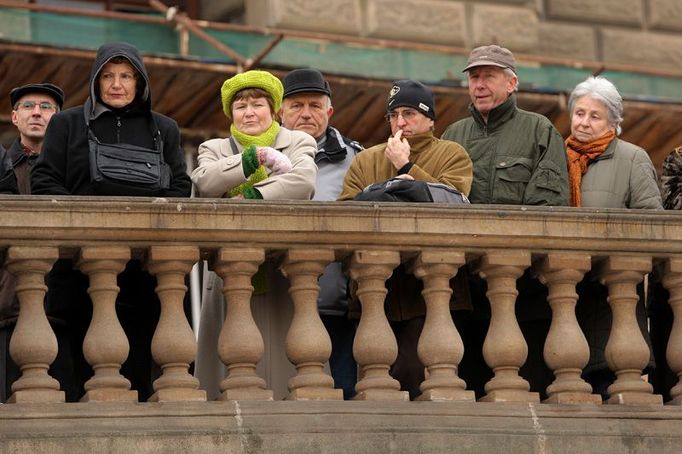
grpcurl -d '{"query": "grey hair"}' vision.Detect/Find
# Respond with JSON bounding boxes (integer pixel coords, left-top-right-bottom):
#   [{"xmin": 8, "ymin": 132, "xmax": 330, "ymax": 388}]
[
  {"xmin": 503, "ymin": 68, "xmax": 519, "ymax": 92},
  {"xmin": 568, "ymin": 76, "xmax": 623, "ymax": 135}
]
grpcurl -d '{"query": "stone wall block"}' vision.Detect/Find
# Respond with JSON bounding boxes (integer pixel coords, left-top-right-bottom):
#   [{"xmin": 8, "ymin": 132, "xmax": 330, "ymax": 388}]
[
  {"xmin": 471, "ymin": 4, "xmax": 539, "ymax": 51},
  {"xmin": 538, "ymin": 22, "xmax": 597, "ymax": 61},
  {"xmin": 650, "ymin": 0, "xmax": 682, "ymax": 32},
  {"xmin": 602, "ymin": 28, "xmax": 682, "ymax": 71},
  {"xmin": 245, "ymin": 0, "xmax": 362, "ymax": 35},
  {"xmin": 546, "ymin": 0, "xmax": 643, "ymax": 26},
  {"xmin": 366, "ymin": 0, "xmax": 467, "ymax": 46}
]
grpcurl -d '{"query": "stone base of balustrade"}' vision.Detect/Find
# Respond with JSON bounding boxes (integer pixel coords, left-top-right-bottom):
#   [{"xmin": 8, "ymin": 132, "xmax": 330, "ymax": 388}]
[
  {"xmin": 81, "ymin": 389, "xmax": 138, "ymax": 403},
  {"xmin": 149, "ymin": 388, "xmax": 207, "ymax": 402},
  {"xmin": 666, "ymin": 396, "xmax": 682, "ymax": 406},
  {"xmin": 479, "ymin": 390, "xmax": 540, "ymax": 403},
  {"xmin": 354, "ymin": 389, "xmax": 409, "ymax": 401},
  {"xmin": 543, "ymin": 392, "xmax": 603, "ymax": 405},
  {"xmin": 218, "ymin": 388, "xmax": 274, "ymax": 401},
  {"xmin": 416, "ymin": 388, "xmax": 476, "ymax": 402},
  {"xmin": 606, "ymin": 392, "xmax": 663, "ymax": 406},
  {"xmin": 286, "ymin": 387, "xmax": 343, "ymax": 401},
  {"xmin": 8, "ymin": 389, "xmax": 65, "ymax": 403}
]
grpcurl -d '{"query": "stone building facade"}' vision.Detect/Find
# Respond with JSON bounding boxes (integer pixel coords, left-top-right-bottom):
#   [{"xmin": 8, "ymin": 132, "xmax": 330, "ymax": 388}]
[{"xmin": 239, "ymin": 0, "xmax": 682, "ymax": 71}]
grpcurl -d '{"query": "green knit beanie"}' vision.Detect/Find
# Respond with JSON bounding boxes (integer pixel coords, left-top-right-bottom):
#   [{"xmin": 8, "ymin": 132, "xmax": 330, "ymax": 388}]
[{"xmin": 220, "ymin": 70, "xmax": 284, "ymax": 119}]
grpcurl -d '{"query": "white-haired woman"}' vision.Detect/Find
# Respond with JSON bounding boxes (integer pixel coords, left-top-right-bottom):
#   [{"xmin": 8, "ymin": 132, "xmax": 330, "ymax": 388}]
[
  {"xmin": 566, "ymin": 76, "xmax": 662, "ymax": 399},
  {"xmin": 566, "ymin": 76, "xmax": 661, "ymax": 209}
]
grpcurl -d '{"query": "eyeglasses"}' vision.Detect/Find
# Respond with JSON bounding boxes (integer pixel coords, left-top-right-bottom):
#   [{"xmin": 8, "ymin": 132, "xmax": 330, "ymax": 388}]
[
  {"xmin": 15, "ymin": 100, "xmax": 57, "ymax": 112},
  {"xmin": 385, "ymin": 109, "xmax": 419, "ymax": 122}
]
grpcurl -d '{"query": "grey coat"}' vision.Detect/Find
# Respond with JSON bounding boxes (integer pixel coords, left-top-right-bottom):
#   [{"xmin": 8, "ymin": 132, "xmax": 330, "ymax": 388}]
[
  {"xmin": 576, "ymin": 137, "xmax": 662, "ymax": 375},
  {"xmin": 580, "ymin": 138, "xmax": 662, "ymax": 209}
]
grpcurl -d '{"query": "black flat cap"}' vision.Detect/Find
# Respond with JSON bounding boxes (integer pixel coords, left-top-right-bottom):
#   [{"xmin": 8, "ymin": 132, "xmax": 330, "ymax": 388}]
[
  {"xmin": 10, "ymin": 83, "xmax": 65, "ymax": 109},
  {"xmin": 282, "ymin": 68, "xmax": 331, "ymax": 98}
]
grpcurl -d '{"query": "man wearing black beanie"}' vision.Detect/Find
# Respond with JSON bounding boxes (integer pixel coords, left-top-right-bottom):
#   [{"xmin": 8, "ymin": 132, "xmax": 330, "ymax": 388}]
[{"xmin": 338, "ymin": 79, "xmax": 473, "ymax": 400}]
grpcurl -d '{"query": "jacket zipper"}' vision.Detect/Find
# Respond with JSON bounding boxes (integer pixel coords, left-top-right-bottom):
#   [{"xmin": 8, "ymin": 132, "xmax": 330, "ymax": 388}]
[{"xmin": 116, "ymin": 117, "xmax": 121, "ymax": 143}]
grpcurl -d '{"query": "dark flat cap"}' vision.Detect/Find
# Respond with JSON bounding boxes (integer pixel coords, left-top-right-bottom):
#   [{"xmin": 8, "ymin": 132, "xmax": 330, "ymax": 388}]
[
  {"xmin": 462, "ymin": 45, "xmax": 517, "ymax": 73},
  {"xmin": 10, "ymin": 83, "xmax": 65, "ymax": 109},
  {"xmin": 282, "ymin": 68, "xmax": 331, "ymax": 98}
]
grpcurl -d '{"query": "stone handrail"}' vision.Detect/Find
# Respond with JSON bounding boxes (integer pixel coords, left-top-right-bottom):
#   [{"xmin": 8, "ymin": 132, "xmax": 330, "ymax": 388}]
[{"xmin": 1, "ymin": 195, "xmax": 680, "ymax": 405}]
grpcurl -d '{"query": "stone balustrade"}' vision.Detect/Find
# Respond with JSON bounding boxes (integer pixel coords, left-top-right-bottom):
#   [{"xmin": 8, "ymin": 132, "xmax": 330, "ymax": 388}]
[{"xmin": 0, "ymin": 195, "xmax": 680, "ymax": 409}]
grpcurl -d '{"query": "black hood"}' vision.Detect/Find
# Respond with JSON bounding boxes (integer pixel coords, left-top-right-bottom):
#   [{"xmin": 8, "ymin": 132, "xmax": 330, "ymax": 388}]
[{"xmin": 85, "ymin": 42, "xmax": 151, "ymax": 119}]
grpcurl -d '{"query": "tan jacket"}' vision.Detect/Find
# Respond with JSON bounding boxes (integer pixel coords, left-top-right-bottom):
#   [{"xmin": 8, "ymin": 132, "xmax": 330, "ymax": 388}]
[
  {"xmin": 338, "ymin": 131, "xmax": 472, "ymax": 200},
  {"xmin": 192, "ymin": 127, "xmax": 317, "ymax": 200}
]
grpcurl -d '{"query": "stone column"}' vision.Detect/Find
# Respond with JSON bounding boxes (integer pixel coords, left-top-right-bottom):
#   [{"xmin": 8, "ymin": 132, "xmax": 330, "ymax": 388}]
[
  {"xmin": 535, "ymin": 253, "xmax": 601, "ymax": 404},
  {"xmin": 280, "ymin": 249, "xmax": 342, "ymax": 400},
  {"xmin": 347, "ymin": 250, "xmax": 407, "ymax": 401},
  {"xmin": 411, "ymin": 250, "xmax": 474, "ymax": 402},
  {"xmin": 663, "ymin": 258, "xmax": 682, "ymax": 405},
  {"xmin": 598, "ymin": 256, "xmax": 662, "ymax": 405},
  {"xmin": 5, "ymin": 246, "xmax": 63, "ymax": 403},
  {"xmin": 477, "ymin": 251, "xmax": 539, "ymax": 403},
  {"xmin": 214, "ymin": 248, "xmax": 273, "ymax": 401},
  {"xmin": 78, "ymin": 246, "xmax": 137, "ymax": 402},
  {"xmin": 147, "ymin": 246, "xmax": 206, "ymax": 402}
]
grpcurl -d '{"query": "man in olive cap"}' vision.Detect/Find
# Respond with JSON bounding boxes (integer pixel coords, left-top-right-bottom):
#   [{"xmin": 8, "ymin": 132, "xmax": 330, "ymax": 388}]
[
  {"xmin": 280, "ymin": 68, "xmax": 362, "ymax": 399},
  {"xmin": 441, "ymin": 45, "xmax": 569, "ymax": 401}
]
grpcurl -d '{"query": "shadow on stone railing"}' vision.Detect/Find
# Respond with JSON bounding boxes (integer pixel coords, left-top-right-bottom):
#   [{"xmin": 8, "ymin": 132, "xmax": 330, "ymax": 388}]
[{"xmin": 1, "ymin": 195, "xmax": 680, "ymax": 407}]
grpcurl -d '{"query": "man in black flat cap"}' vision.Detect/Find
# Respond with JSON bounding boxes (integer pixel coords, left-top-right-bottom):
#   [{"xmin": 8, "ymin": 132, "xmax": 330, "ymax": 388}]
[
  {"xmin": 280, "ymin": 68, "xmax": 363, "ymax": 399},
  {"xmin": 1, "ymin": 82, "xmax": 67, "ymax": 402},
  {"xmin": 7, "ymin": 83, "xmax": 64, "ymax": 194}
]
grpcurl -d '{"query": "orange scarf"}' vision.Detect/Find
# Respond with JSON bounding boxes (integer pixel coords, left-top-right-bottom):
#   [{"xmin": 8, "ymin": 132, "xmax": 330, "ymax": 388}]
[{"xmin": 565, "ymin": 131, "xmax": 616, "ymax": 207}]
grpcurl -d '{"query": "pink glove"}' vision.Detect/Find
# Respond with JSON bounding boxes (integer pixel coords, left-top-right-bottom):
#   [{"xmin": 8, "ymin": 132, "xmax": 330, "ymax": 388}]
[{"xmin": 257, "ymin": 147, "xmax": 292, "ymax": 175}]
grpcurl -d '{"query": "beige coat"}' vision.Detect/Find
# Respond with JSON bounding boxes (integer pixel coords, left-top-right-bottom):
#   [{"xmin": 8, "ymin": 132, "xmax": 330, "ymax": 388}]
[{"xmin": 191, "ymin": 126, "xmax": 317, "ymax": 200}]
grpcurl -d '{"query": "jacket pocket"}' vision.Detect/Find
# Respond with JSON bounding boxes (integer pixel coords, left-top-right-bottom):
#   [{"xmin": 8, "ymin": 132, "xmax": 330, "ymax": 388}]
[
  {"xmin": 492, "ymin": 156, "xmax": 532, "ymax": 204},
  {"xmin": 534, "ymin": 160, "xmax": 562, "ymax": 194}
]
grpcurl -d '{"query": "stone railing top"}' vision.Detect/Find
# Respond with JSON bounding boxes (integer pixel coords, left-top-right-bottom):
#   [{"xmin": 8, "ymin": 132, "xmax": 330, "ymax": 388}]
[{"xmin": 0, "ymin": 196, "xmax": 677, "ymax": 257}]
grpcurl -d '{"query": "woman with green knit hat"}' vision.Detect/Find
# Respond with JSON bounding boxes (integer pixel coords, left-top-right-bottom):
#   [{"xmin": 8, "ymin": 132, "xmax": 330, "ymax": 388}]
[
  {"xmin": 193, "ymin": 70, "xmax": 317, "ymax": 400},
  {"xmin": 192, "ymin": 69, "xmax": 317, "ymax": 199}
]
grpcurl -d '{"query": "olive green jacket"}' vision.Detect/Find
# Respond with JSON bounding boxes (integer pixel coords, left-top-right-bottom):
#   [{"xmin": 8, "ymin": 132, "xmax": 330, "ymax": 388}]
[{"xmin": 441, "ymin": 96, "xmax": 569, "ymax": 206}]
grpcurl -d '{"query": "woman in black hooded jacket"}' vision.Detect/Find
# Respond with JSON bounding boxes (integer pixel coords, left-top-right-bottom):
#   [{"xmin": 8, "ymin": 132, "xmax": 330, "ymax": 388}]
[{"xmin": 31, "ymin": 42, "xmax": 191, "ymax": 401}]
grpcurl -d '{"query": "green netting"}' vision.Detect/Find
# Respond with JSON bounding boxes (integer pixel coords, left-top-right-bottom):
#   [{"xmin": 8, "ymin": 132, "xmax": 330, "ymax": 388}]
[{"xmin": 1, "ymin": 8, "xmax": 681, "ymax": 102}]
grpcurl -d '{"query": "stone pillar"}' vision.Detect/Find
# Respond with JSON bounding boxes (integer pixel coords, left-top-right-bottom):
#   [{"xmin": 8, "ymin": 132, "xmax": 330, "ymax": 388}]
[
  {"xmin": 214, "ymin": 248, "xmax": 273, "ymax": 401},
  {"xmin": 147, "ymin": 246, "xmax": 206, "ymax": 402},
  {"xmin": 347, "ymin": 250, "xmax": 408, "ymax": 401},
  {"xmin": 597, "ymin": 256, "xmax": 662, "ymax": 405},
  {"xmin": 477, "ymin": 251, "xmax": 539, "ymax": 403},
  {"xmin": 78, "ymin": 246, "xmax": 137, "ymax": 402},
  {"xmin": 663, "ymin": 258, "xmax": 682, "ymax": 405},
  {"xmin": 5, "ymin": 246, "xmax": 63, "ymax": 403},
  {"xmin": 280, "ymin": 249, "xmax": 342, "ymax": 400},
  {"xmin": 535, "ymin": 253, "xmax": 601, "ymax": 404},
  {"xmin": 411, "ymin": 250, "xmax": 474, "ymax": 402}
]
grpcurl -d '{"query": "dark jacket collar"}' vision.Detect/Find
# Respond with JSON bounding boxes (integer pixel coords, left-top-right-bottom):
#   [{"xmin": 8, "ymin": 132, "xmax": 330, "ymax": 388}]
[
  {"xmin": 8, "ymin": 138, "xmax": 39, "ymax": 168},
  {"xmin": 469, "ymin": 95, "xmax": 517, "ymax": 130},
  {"xmin": 316, "ymin": 126, "xmax": 361, "ymax": 163}
]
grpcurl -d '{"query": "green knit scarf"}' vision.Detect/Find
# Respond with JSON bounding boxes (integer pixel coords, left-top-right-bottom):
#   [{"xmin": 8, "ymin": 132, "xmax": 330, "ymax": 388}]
[{"xmin": 228, "ymin": 121, "xmax": 280, "ymax": 198}]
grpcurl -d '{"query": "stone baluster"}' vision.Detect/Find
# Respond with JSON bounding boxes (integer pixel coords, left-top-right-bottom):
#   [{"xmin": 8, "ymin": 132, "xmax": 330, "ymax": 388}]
[
  {"xmin": 78, "ymin": 246, "xmax": 137, "ymax": 402},
  {"xmin": 5, "ymin": 246, "xmax": 63, "ymax": 403},
  {"xmin": 347, "ymin": 250, "xmax": 407, "ymax": 401},
  {"xmin": 146, "ymin": 246, "xmax": 206, "ymax": 402},
  {"xmin": 662, "ymin": 258, "xmax": 682, "ymax": 405},
  {"xmin": 535, "ymin": 253, "xmax": 601, "ymax": 404},
  {"xmin": 213, "ymin": 248, "xmax": 273, "ymax": 401},
  {"xmin": 280, "ymin": 249, "xmax": 342, "ymax": 400},
  {"xmin": 477, "ymin": 251, "xmax": 539, "ymax": 403},
  {"xmin": 598, "ymin": 256, "xmax": 662, "ymax": 405},
  {"xmin": 410, "ymin": 250, "xmax": 474, "ymax": 402}
]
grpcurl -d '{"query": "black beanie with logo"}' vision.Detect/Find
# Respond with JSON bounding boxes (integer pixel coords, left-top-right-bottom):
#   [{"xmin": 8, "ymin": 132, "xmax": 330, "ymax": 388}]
[{"xmin": 387, "ymin": 80, "xmax": 436, "ymax": 120}]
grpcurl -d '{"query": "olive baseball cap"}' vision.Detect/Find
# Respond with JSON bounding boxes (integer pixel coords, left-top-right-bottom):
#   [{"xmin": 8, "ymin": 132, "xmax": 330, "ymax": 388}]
[{"xmin": 462, "ymin": 45, "xmax": 516, "ymax": 73}]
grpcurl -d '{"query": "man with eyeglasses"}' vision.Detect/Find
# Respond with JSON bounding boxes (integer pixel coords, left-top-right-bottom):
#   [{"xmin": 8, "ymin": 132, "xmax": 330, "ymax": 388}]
[
  {"xmin": 0, "ymin": 82, "xmax": 64, "ymax": 402},
  {"xmin": 7, "ymin": 83, "xmax": 64, "ymax": 194},
  {"xmin": 338, "ymin": 80, "xmax": 472, "ymax": 399}
]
